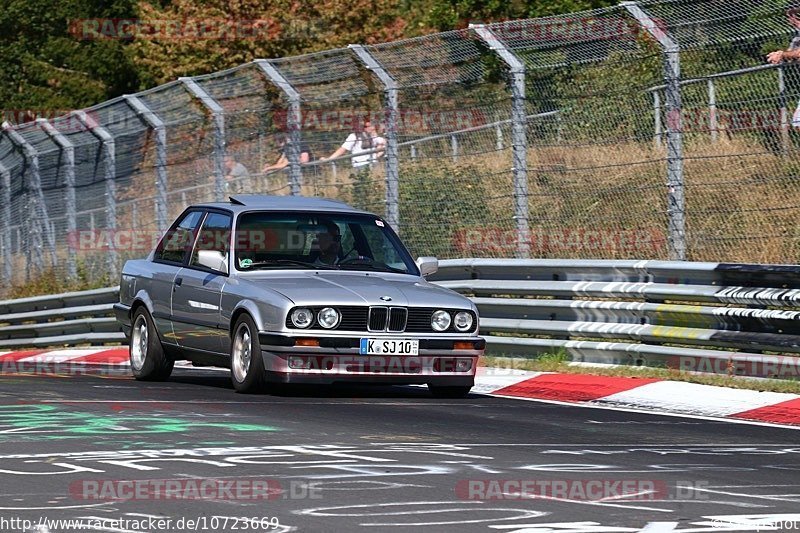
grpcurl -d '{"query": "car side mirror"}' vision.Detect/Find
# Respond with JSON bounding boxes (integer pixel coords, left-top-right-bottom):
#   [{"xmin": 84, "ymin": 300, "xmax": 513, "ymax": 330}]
[
  {"xmin": 416, "ymin": 256, "xmax": 438, "ymax": 277},
  {"xmin": 197, "ymin": 250, "xmax": 229, "ymax": 275}
]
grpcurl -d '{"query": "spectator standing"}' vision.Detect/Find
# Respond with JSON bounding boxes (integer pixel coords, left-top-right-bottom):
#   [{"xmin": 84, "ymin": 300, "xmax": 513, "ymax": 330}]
[
  {"xmin": 262, "ymin": 136, "xmax": 312, "ymax": 173},
  {"xmin": 767, "ymin": 7, "xmax": 800, "ymax": 126},
  {"xmin": 320, "ymin": 119, "xmax": 385, "ymax": 168},
  {"xmin": 224, "ymin": 155, "xmax": 250, "ymax": 194}
]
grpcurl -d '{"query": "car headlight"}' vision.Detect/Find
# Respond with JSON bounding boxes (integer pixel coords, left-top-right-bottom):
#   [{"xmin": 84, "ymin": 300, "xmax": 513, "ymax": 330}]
[
  {"xmin": 291, "ymin": 308, "xmax": 314, "ymax": 328},
  {"xmin": 317, "ymin": 307, "xmax": 340, "ymax": 329},
  {"xmin": 431, "ymin": 310, "xmax": 451, "ymax": 332},
  {"xmin": 454, "ymin": 311, "xmax": 474, "ymax": 332}
]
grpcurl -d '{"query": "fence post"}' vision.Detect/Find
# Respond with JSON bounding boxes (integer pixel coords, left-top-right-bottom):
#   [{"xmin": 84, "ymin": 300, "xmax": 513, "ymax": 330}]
[
  {"xmin": 75, "ymin": 111, "xmax": 118, "ymax": 278},
  {"xmin": 451, "ymin": 135, "xmax": 459, "ymax": 162},
  {"xmin": 349, "ymin": 45, "xmax": 401, "ymax": 232},
  {"xmin": 37, "ymin": 119, "xmax": 78, "ymax": 282},
  {"xmin": 779, "ymin": 65, "xmax": 790, "ymax": 153},
  {"xmin": 254, "ymin": 59, "xmax": 302, "ymax": 196},
  {"xmin": 471, "ymin": 24, "xmax": 530, "ymax": 259},
  {"xmin": 180, "ymin": 77, "xmax": 226, "ymax": 201},
  {"xmin": 707, "ymin": 79, "xmax": 718, "ymax": 143},
  {"xmin": 2, "ymin": 123, "xmax": 57, "ymax": 275},
  {"xmin": 124, "ymin": 95, "xmax": 168, "ymax": 232},
  {"xmin": 623, "ymin": 2, "xmax": 686, "ymax": 261},
  {"xmin": 0, "ymin": 162, "xmax": 11, "ymax": 285}
]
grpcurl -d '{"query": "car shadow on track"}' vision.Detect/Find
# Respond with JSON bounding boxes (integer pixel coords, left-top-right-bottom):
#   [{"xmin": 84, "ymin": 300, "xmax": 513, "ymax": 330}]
[{"xmin": 168, "ymin": 369, "xmax": 483, "ymax": 399}]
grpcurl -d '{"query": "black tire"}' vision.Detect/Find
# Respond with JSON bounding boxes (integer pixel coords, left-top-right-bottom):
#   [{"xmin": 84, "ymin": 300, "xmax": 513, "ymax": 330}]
[
  {"xmin": 428, "ymin": 385, "xmax": 472, "ymax": 399},
  {"xmin": 230, "ymin": 314, "xmax": 267, "ymax": 393},
  {"xmin": 130, "ymin": 307, "xmax": 174, "ymax": 381}
]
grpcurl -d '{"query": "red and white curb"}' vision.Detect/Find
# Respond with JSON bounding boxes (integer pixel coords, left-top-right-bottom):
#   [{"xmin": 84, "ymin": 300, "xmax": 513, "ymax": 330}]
[
  {"xmin": 0, "ymin": 348, "xmax": 130, "ymax": 365},
  {"xmin": 2, "ymin": 349, "xmax": 800, "ymax": 427},
  {"xmin": 476, "ymin": 367, "xmax": 800, "ymax": 427}
]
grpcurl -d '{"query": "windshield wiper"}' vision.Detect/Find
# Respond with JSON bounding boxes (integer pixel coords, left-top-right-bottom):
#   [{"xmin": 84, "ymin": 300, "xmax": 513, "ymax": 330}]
[{"xmin": 239, "ymin": 259, "xmax": 336, "ymax": 270}]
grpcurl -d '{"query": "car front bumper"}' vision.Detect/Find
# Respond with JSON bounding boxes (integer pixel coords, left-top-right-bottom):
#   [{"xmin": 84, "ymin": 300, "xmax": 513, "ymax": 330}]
[{"xmin": 258, "ymin": 332, "xmax": 483, "ymax": 385}]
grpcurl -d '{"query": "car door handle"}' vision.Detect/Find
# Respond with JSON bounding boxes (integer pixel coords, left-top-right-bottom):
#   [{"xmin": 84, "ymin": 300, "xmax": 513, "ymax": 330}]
[{"xmin": 174, "ymin": 277, "xmax": 183, "ymax": 287}]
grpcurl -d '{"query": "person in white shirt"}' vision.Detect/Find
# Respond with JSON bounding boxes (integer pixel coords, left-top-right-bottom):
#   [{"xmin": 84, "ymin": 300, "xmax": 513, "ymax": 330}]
[{"xmin": 320, "ymin": 119, "xmax": 385, "ymax": 168}]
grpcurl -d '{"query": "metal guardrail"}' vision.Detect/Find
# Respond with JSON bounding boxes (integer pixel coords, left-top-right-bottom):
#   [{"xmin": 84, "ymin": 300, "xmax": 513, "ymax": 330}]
[
  {"xmin": 431, "ymin": 259, "xmax": 800, "ymax": 379},
  {"xmin": 0, "ymin": 286, "xmax": 124, "ymax": 348},
  {"xmin": 4, "ymin": 259, "xmax": 800, "ymax": 379}
]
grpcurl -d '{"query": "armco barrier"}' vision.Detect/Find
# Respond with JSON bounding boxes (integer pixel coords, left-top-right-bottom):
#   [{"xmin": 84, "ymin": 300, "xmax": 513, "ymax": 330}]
[
  {"xmin": 0, "ymin": 286, "xmax": 124, "ymax": 348},
  {"xmin": 430, "ymin": 259, "xmax": 800, "ymax": 378},
  {"xmin": 3, "ymin": 259, "xmax": 800, "ymax": 378}
]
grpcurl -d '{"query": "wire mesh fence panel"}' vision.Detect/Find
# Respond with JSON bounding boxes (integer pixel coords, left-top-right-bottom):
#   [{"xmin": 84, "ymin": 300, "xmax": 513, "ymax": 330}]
[
  {"xmin": 489, "ymin": 7, "xmax": 670, "ymax": 259},
  {"xmin": 643, "ymin": 0, "xmax": 800, "ymax": 262},
  {"xmin": 5, "ymin": 2, "xmax": 800, "ymax": 291},
  {"xmin": 268, "ymin": 48, "xmax": 387, "ymax": 214},
  {"xmin": 367, "ymin": 30, "xmax": 516, "ymax": 259},
  {"xmin": 194, "ymin": 63, "xmax": 279, "ymax": 197}
]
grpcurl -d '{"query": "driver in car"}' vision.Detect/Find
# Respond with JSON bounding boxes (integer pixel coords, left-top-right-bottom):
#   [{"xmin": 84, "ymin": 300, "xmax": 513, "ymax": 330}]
[{"xmin": 314, "ymin": 222, "xmax": 341, "ymax": 265}]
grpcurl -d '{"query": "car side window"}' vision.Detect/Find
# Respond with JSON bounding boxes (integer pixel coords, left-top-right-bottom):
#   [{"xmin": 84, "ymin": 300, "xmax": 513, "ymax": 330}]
[
  {"xmin": 153, "ymin": 210, "xmax": 204, "ymax": 264},
  {"xmin": 190, "ymin": 212, "xmax": 232, "ymax": 274}
]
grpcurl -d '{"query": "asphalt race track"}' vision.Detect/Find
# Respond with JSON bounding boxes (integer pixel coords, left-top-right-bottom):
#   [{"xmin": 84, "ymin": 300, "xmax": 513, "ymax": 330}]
[{"xmin": 1, "ymin": 368, "xmax": 800, "ymax": 532}]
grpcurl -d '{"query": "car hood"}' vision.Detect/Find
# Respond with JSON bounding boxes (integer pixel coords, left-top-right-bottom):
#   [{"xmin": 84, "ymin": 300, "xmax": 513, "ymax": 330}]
[{"xmin": 239, "ymin": 271, "xmax": 472, "ymax": 309}]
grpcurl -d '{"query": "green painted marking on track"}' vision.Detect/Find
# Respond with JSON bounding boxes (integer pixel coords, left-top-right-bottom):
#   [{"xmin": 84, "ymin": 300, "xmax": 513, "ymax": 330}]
[{"xmin": 0, "ymin": 404, "xmax": 278, "ymax": 441}]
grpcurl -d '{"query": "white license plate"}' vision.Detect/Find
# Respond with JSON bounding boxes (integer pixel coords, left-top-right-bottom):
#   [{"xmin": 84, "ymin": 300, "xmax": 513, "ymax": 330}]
[{"xmin": 359, "ymin": 338, "xmax": 419, "ymax": 355}]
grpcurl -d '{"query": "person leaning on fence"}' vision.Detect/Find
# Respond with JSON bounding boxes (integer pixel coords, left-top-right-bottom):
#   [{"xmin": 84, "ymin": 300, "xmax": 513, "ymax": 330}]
[
  {"xmin": 319, "ymin": 119, "xmax": 385, "ymax": 168},
  {"xmin": 223, "ymin": 155, "xmax": 250, "ymax": 194},
  {"xmin": 767, "ymin": 6, "xmax": 800, "ymax": 127},
  {"xmin": 262, "ymin": 136, "xmax": 312, "ymax": 173}
]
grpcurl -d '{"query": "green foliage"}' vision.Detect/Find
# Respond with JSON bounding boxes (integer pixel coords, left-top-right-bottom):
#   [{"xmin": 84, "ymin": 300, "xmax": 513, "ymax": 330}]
[
  {"xmin": 0, "ymin": 0, "xmax": 140, "ymax": 114},
  {"xmin": 1, "ymin": 0, "xmax": 629, "ymax": 121},
  {"xmin": 410, "ymin": 0, "xmax": 618, "ymax": 30},
  {"xmin": 397, "ymin": 161, "xmax": 498, "ymax": 258},
  {"xmin": 551, "ymin": 38, "xmax": 663, "ymax": 143},
  {"xmin": 348, "ymin": 167, "xmax": 384, "ymax": 214},
  {"xmin": 130, "ymin": 0, "xmax": 410, "ymax": 85},
  {"xmin": 8, "ymin": 260, "xmax": 110, "ymax": 299}
]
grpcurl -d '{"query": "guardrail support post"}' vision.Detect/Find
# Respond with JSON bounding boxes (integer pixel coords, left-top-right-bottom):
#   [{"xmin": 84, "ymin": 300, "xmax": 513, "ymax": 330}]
[
  {"xmin": 254, "ymin": 60, "xmax": 302, "ymax": 196},
  {"xmin": 75, "ymin": 111, "xmax": 118, "ymax": 279},
  {"xmin": 37, "ymin": 119, "xmax": 78, "ymax": 282},
  {"xmin": 623, "ymin": 2, "xmax": 686, "ymax": 261},
  {"xmin": 496, "ymin": 123, "xmax": 504, "ymax": 150},
  {"xmin": 180, "ymin": 77, "xmax": 226, "ymax": 201},
  {"xmin": 652, "ymin": 91, "xmax": 663, "ymax": 146},
  {"xmin": 779, "ymin": 65, "xmax": 790, "ymax": 153},
  {"xmin": 349, "ymin": 45, "xmax": 401, "ymax": 232},
  {"xmin": 2, "ymin": 123, "xmax": 57, "ymax": 276},
  {"xmin": 471, "ymin": 24, "xmax": 530, "ymax": 259},
  {"xmin": 124, "ymin": 95, "xmax": 168, "ymax": 232},
  {"xmin": 707, "ymin": 79, "xmax": 718, "ymax": 143},
  {"xmin": 0, "ymin": 162, "xmax": 11, "ymax": 285}
]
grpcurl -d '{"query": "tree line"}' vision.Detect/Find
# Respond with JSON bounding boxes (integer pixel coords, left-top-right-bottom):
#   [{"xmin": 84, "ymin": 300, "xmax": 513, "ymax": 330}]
[{"xmin": 0, "ymin": 0, "xmax": 615, "ymax": 120}]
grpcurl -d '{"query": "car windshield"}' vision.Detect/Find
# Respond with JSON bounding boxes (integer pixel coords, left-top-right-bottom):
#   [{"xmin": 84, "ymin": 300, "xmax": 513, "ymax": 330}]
[{"xmin": 234, "ymin": 211, "xmax": 418, "ymax": 275}]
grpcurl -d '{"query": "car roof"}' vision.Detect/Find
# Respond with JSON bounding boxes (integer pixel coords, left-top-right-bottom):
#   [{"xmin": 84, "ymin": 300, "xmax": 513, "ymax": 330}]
[{"xmin": 194, "ymin": 194, "xmax": 372, "ymax": 215}]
